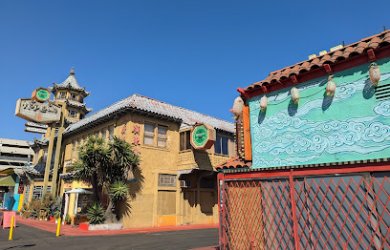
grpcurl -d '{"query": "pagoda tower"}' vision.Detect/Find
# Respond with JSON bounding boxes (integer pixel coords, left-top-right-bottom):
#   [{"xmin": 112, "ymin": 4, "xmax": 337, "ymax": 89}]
[{"xmin": 51, "ymin": 68, "xmax": 91, "ymax": 124}]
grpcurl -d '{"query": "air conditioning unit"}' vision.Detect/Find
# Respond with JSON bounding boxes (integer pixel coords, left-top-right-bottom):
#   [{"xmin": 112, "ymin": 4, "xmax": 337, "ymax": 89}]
[{"xmin": 180, "ymin": 180, "xmax": 190, "ymax": 188}]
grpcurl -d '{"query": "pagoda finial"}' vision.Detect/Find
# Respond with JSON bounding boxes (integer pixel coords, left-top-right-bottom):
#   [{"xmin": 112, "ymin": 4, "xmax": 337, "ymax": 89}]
[{"xmin": 70, "ymin": 67, "xmax": 75, "ymax": 75}]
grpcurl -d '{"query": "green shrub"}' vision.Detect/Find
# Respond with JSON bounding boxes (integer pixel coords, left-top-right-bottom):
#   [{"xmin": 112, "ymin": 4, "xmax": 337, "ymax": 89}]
[
  {"xmin": 65, "ymin": 214, "xmax": 71, "ymax": 224},
  {"xmin": 109, "ymin": 181, "xmax": 128, "ymax": 201},
  {"xmin": 87, "ymin": 203, "xmax": 105, "ymax": 225}
]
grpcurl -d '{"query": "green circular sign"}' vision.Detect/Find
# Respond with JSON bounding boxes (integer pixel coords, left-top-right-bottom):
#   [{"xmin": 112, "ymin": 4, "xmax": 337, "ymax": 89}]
[
  {"xmin": 192, "ymin": 125, "xmax": 209, "ymax": 147},
  {"xmin": 35, "ymin": 88, "xmax": 50, "ymax": 102}
]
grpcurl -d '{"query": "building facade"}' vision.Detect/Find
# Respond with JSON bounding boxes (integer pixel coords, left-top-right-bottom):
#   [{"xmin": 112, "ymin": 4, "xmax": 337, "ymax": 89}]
[
  {"xmin": 218, "ymin": 30, "xmax": 390, "ymax": 249},
  {"xmin": 0, "ymin": 138, "xmax": 35, "ymax": 210},
  {"xmin": 59, "ymin": 94, "xmax": 235, "ymax": 228}
]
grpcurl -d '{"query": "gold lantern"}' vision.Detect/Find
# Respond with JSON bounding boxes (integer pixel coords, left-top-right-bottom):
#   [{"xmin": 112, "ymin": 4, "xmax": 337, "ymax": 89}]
[
  {"xmin": 369, "ymin": 62, "xmax": 381, "ymax": 86},
  {"xmin": 291, "ymin": 87, "xmax": 299, "ymax": 104},
  {"xmin": 260, "ymin": 95, "xmax": 268, "ymax": 112},
  {"xmin": 326, "ymin": 75, "xmax": 336, "ymax": 96}
]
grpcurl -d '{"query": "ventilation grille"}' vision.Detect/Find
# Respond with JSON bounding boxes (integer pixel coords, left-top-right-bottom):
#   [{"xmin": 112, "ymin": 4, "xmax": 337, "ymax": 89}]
[{"xmin": 375, "ymin": 83, "xmax": 390, "ymax": 100}]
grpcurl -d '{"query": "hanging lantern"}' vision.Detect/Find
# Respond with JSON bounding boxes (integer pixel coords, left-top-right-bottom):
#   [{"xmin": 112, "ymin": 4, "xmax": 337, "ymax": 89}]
[
  {"xmin": 369, "ymin": 62, "xmax": 381, "ymax": 86},
  {"xmin": 230, "ymin": 96, "xmax": 244, "ymax": 120},
  {"xmin": 291, "ymin": 87, "xmax": 299, "ymax": 104},
  {"xmin": 326, "ymin": 75, "xmax": 336, "ymax": 96},
  {"xmin": 260, "ymin": 95, "xmax": 268, "ymax": 112}
]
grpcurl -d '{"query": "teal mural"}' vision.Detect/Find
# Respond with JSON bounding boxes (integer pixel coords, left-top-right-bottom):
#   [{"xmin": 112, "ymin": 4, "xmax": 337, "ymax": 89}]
[{"xmin": 249, "ymin": 58, "xmax": 390, "ymax": 169}]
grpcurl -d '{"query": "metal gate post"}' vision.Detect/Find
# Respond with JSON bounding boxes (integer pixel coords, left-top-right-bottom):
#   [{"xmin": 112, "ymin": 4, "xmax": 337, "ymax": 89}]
[
  {"xmin": 217, "ymin": 173, "xmax": 225, "ymax": 249},
  {"xmin": 289, "ymin": 170, "xmax": 300, "ymax": 250}
]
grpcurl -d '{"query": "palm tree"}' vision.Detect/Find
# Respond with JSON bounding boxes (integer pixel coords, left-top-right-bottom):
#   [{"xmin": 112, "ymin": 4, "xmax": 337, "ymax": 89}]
[{"xmin": 71, "ymin": 136, "xmax": 139, "ymax": 223}]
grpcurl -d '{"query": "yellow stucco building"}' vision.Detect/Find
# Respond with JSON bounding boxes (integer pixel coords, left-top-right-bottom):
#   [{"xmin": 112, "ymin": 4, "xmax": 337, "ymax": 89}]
[
  {"xmin": 59, "ymin": 94, "xmax": 235, "ymax": 228},
  {"xmin": 26, "ymin": 70, "xmax": 235, "ymax": 228}
]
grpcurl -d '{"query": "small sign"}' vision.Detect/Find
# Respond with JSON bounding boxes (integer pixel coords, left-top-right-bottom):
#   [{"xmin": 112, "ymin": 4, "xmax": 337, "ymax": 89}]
[
  {"xmin": 25, "ymin": 126, "xmax": 47, "ymax": 134},
  {"xmin": 32, "ymin": 88, "xmax": 51, "ymax": 102},
  {"xmin": 190, "ymin": 123, "xmax": 216, "ymax": 150},
  {"xmin": 25, "ymin": 122, "xmax": 48, "ymax": 129},
  {"xmin": 15, "ymin": 98, "xmax": 61, "ymax": 124},
  {"xmin": 1, "ymin": 211, "xmax": 16, "ymax": 229}
]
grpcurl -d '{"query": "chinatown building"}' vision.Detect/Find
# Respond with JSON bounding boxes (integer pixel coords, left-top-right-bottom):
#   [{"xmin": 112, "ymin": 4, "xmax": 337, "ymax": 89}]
[
  {"xmin": 22, "ymin": 69, "xmax": 236, "ymax": 228},
  {"xmin": 59, "ymin": 94, "xmax": 235, "ymax": 228},
  {"xmin": 217, "ymin": 30, "xmax": 390, "ymax": 249}
]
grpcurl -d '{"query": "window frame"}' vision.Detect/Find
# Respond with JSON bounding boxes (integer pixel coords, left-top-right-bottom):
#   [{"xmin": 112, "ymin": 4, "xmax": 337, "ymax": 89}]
[
  {"xmin": 158, "ymin": 174, "xmax": 177, "ymax": 187},
  {"xmin": 69, "ymin": 109, "xmax": 78, "ymax": 118},
  {"xmin": 215, "ymin": 133, "xmax": 230, "ymax": 156},
  {"xmin": 157, "ymin": 125, "xmax": 168, "ymax": 148},
  {"xmin": 143, "ymin": 123, "xmax": 156, "ymax": 146},
  {"xmin": 179, "ymin": 130, "xmax": 192, "ymax": 151},
  {"xmin": 143, "ymin": 122, "xmax": 168, "ymax": 148}
]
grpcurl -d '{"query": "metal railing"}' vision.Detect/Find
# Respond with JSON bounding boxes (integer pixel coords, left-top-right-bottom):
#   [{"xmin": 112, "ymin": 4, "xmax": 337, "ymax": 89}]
[{"xmin": 218, "ymin": 165, "xmax": 390, "ymax": 250}]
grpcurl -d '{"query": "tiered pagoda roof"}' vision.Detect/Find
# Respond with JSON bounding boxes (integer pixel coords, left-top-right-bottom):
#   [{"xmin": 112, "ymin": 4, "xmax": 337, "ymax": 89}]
[{"xmin": 51, "ymin": 68, "xmax": 90, "ymax": 97}]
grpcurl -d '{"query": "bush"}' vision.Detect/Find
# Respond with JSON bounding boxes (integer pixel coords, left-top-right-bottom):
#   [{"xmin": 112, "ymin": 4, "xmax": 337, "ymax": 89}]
[
  {"xmin": 87, "ymin": 203, "xmax": 105, "ymax": 225},
  {"xmin": 65, "ymin": 214, "xmax": 71, "ymax": 225},
  {"xmin": 109, "ymin": 181, "xmax": 128, "ymax": 201},
  {"xmin": 22, "ymin": 194, "xmax": 62, "ymax": 220}
]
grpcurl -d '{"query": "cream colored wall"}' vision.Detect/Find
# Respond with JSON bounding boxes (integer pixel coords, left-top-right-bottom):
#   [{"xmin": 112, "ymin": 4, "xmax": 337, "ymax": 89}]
[{"xmin": 60, "ymin": 112, "xmax": 233, "ymax": 228}]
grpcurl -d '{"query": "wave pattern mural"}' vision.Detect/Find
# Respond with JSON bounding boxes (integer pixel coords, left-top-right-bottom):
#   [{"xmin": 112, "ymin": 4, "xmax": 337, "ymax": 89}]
[{"xmin": 249, "ymin": 59, "xmax": 390, "ymax": 168}]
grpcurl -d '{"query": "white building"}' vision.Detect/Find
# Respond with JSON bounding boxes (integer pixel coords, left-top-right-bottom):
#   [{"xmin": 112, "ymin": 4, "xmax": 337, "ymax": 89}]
[{"xmin": 0, "ymin": 138, "xmax": 34, "ymax": 170}]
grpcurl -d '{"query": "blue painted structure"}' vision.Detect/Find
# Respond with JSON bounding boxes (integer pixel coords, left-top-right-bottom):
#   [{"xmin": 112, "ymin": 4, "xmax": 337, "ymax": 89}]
[{"xmin": 249, "ymin": 58, "xmax": 390, "ymax": 169}]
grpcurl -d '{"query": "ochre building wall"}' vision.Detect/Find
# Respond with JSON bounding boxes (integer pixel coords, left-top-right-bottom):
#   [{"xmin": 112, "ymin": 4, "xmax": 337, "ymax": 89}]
[{"xmin": 60, "ymin": 112, "xmax": 234, "ymax": 228}]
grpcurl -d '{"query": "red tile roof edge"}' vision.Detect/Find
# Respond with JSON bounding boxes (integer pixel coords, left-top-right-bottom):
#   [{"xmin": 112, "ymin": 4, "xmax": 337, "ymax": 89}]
[
  {"xmin": 216, "ymin": 157, "xmax": 252, "ymax": 170},
  {"xmin": 244, "ymin": 30, "xmax": 390, "ymax": 93}
]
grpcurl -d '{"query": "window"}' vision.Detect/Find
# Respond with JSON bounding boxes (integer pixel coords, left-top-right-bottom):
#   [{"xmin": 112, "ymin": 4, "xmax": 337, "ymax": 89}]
[
  {"xmin": 158, "ymin": 174, "xmax": 176, "ymax": 187},
  {"xmin": 59, "ymin": 92, "xmax": 66, "ymax": 99},
  {"xmin": 143, "ymin": 123, "xmax": 168, "ymax": 147},
  {"xmin": 70, "ymin": 93, "xmax": 77, "ymax": 101},
  {"xmin": 143, "ymin": 123, "xmax": 155, "ymax": 145},
  {"xmin": 180, "ymin": 131, "xmax": 191, "ymax": 151},
  {"xmin": 108, "ymin": 125, "xmax": 115, "ymax": 140},
  {"xmin": 157, "ymin": 126, "xmax": 168, "ymax": 147},
  {"xmin": 69, "ymin": 110, "xmax": 78, "ymax": 118},
  {"xmin": 32, "ymin": 186, "xmax": 50, "ymax": 199},
  {"xmin": 215, "ymin": 134, "xmax": 229, "ymax": 155}
]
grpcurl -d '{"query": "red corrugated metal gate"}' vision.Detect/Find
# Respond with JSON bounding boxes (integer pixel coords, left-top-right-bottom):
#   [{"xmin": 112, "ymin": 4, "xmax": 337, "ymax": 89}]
[{"xmin": 218, "ymin": 165, "xmax": 390, "ymax": 250}]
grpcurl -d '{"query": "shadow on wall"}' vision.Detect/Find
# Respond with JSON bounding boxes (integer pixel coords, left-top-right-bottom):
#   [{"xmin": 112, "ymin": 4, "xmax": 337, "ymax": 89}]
[
  {"xmin": 115, "ymin": 166, "xmax": 145, "ymax": 220},
  {"xmin": 182, "ymin": 150, "xmax": 217, "ymax": 216},
  {"xmin": 363, "ymin": 79, "xmax": 376, "ymax": 99}
]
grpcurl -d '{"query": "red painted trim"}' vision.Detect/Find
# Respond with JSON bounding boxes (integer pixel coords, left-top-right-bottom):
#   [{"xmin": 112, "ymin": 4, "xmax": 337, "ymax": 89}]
[
  {"xmin": 289, "ymin": 171, "xmax": 300, "ymax": 250},
  {"xmin": 237, "ymin": 88, "xmax": 249, "ymax": 100},
  {"xmin": 244, "ymin": 47, "xmax": 390, "ymax": 99},
  {"xmin": 323, "ymin": 64, "xmax": 332, "ymax": 74},
  {"xmin": 221, "ymin": 163, "xmax": 390, "ymax": 180},
  {"xmin": 367, "ymin": 49, "xmax": 376, "ymax": 62},
  {"xmin": 217, "ymin": 173, "xmax": 223, "ymax": 248}
]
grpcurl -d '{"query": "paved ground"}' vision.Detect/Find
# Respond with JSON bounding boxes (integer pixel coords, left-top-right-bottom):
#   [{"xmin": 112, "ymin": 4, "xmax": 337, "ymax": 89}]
[{"xmin": 0, "ymin": 225, "xmax": 218, "ymax": 250}]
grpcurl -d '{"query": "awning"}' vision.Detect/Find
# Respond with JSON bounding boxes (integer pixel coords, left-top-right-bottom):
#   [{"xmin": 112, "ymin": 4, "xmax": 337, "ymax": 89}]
[
  {"xmin": 0, "ymin": 175, "xmax": 16, "ymax": 187},
  {"xmin": 65, "ymin": 188, "xmax": 93, "ymax": 194}
]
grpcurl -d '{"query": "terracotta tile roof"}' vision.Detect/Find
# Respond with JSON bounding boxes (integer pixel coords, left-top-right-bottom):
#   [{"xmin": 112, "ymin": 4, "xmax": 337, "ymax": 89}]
[
  {"xmin": 216, "ymin": 157, "xmax": 252, "ymax": 170},
  {"xmin": 64, "ymin": 94, "xmax": 235, "ymax": 135},
  {"xmin": 245, "ymin": 30, "xmax": 390, "ymax": 92}
]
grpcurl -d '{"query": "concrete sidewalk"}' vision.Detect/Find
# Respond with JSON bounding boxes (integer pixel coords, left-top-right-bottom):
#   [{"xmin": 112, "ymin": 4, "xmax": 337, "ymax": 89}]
[{"xmin": 16, "ymin": 215, "xmax": 218, "ymax": 237}]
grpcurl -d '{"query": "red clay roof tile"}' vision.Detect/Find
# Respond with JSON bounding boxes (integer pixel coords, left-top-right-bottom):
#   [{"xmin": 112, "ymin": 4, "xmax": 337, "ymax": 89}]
[
  {"xmin": 244, "ymin": 30, "xmax": 390, "ymax": 92},
  {"xmin": 216, "ymin": 157, "xmax": 252, "ymax": 170}
]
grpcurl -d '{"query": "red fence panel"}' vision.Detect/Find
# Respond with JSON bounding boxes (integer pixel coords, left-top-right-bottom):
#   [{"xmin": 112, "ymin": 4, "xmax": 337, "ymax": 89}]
[{"xmin": 219, "ymin": 167, "xmax": 390, "ymax": 250}]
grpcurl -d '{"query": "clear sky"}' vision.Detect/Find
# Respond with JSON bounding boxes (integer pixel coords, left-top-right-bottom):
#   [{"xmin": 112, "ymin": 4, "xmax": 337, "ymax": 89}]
[{"xmin": 1, "ymin": 0, "xmax": 389, "ymax": 141}]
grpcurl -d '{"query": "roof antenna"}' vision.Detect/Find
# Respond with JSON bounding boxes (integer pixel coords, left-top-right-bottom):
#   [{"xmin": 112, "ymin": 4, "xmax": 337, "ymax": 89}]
[
  {"xmin": 342, "ymin": 41, "xmax": 345, "ymax": 47},
  {"xmin": 384, "ymin": 26, "xmax": 387, "ymax": 31}
]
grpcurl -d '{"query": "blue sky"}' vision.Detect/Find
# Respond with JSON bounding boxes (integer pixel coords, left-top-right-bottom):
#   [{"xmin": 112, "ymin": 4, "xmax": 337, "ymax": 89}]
[{"xmin": 0, "ymin": 0, "xmax": 389, "ymax": 140}]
